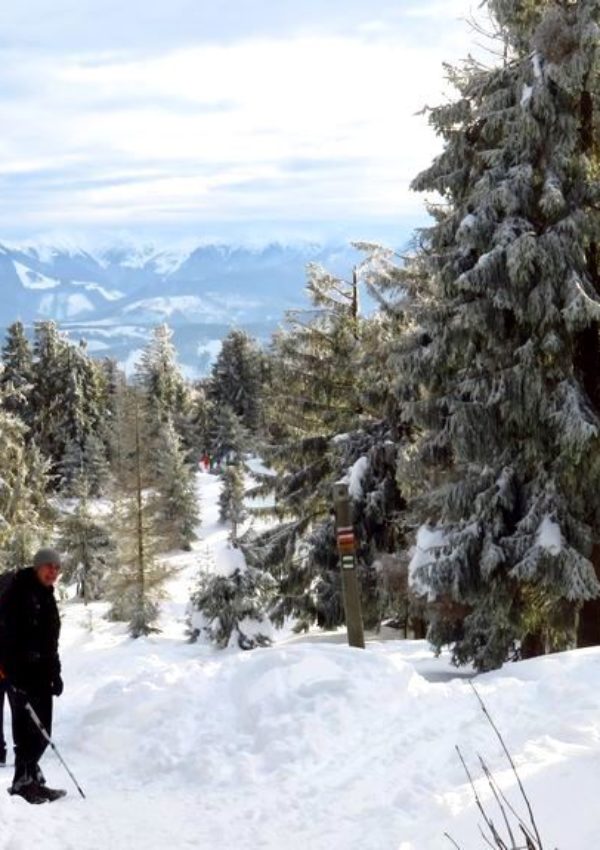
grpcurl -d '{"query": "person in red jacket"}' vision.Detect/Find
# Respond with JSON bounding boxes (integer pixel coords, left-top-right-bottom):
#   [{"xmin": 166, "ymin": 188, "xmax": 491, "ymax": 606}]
[{"xmin": 0, "ymin": 548, "xmax": 64, "ymax": 804}]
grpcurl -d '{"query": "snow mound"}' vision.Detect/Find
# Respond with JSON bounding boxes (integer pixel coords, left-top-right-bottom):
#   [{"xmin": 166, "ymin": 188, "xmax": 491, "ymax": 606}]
[{"xmin": 70, "ymin": 644, "xmax": 421, "ymax": 785}]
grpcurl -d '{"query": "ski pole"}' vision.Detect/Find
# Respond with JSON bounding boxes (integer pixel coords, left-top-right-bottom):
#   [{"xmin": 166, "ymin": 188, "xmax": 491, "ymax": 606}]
[{"xmin": 0, "ymin": 671, "xmax": 86, "ymax": 799}]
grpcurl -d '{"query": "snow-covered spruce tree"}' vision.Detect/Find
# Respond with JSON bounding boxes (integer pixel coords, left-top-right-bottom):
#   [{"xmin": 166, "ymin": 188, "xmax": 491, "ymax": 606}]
[
  {"xmin": 189, "ymin": 566, "xmax": 274, "ymax": 649},
  {"xmin": 29, "ymin": 324, "xmax": 108, "ymax": 482},
  {"xmin": 135, "ymin": 323, "xmax": 190, "ymax": 439},
  {"xmin": 0, "ymin": 391, "xmax": 51, "ymax": 567},
  {"xmin": 22, "ymin": 441, "xmax": 54, "ymax": 528},
  {"xmin": 0, "ymin": 321, "xmax": 34, "ymax": 426},
  {"xmin": 219, "ymin": 462, "xmax": 246, "ymax": 545},
  {"xmin": 389, "ymin": 0, "xmax": 600, "ymax": 669},
  {"xmin": 242, "ymin": 266, "xmax": 362, "ymax": 630},
  {"xmin": 243, "ymin": 262, "xmax": 405, "ymax": 631},
  {"xmin": 106, "ymin": 390, "xmax": 169, "ymax": 637},
  {"xmin": 82, "ymin": 432, "xmax": 112, "ymax": 497},
  {"xmin": 60, "ymin": 432, "xmax": 111, "ymax": 498},
  {"xmin": 208, "ymin": 329, "xmax": 265, "ymax": 436},
  {"xmin": 343, "ymin": 296, "xmax": 422, "ymax": 631},
  {"xmin": 59, "ymin": 437, "xmax": 83, "ymax": 494},
  {"xmin": 209, "ymin": 402, "xmax": 248, "ymax": 464},
  {"xmin": 100, "ymin": 358, "xmax": 125, "ymax": 466},
  {"xmin": 58, "ymin": 477, "xmax": 116, "ymax": 602},
  {"xmin": 55, "ymin": 343, "xmax": 110, "ymax": 495},
  {"xmin": 151, "ymin": 416, "xmax": 199, "ymax": 551},
  {"xmin": 29, "ymin": 320, "xmax": 68, "ymax": 465},
  {"xmin": 189, "ymin": 379, "xmax": 213, "ymax": 458}
]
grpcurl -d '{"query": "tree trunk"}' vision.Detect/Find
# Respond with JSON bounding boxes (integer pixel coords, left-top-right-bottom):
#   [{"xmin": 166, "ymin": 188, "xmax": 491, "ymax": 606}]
[
  {"xmin": 520, "ymin": 631, "xmax": 545, "ymax": 659},
  {"xmin": 135, "ymin": 400, "xmax": 146, "ymax": 622},
  {"xmin": 575, "ymin": 84, "xmax": 600, "ymax": 647},
  {"xmin": 410, "ymin": 617, "xmax": 427, "ymax": 640},
  {"xmin": 577, "ymin": 543, "xmax": 600, "ymax": 646},
  {"xmin": 351, "ymin": 268, "xmax": 359, "ymax": 340}
]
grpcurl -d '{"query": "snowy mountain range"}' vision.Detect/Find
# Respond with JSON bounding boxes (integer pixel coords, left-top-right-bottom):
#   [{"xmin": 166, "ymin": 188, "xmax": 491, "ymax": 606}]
[{"xmin": 0, "ymin": 240, "xmax": 362, "ymax": 376}]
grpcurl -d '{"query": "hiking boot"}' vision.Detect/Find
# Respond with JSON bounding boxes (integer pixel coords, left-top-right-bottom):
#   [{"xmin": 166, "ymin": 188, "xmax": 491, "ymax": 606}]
[
  {"xmin": 37, "ymin": 785, "xmax": 66, "ymax": 802},
  {"xmin": 8, "ymin": 782, "xmax": 48, "ymax": 805}
]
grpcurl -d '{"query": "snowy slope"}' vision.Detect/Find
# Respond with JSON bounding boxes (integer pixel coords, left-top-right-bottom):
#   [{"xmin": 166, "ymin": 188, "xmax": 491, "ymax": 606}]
[{"xmin": 0, "ymin": 472, "xmax": 598, "ymax": 849}]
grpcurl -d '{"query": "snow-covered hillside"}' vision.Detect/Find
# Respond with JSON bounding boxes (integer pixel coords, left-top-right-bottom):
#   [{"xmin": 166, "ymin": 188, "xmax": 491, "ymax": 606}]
[
  {"xmin": 1, "ymin": 472, "xmax": 598, "ymax": 849},
  {"xmin": 0, "ymin": 240, "xmax": 365, "ymax": 375}
]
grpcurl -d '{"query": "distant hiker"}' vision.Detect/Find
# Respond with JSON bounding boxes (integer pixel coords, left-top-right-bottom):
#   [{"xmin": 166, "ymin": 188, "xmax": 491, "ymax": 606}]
[{"xmin": 0, "ymin": 548, "xmax": 64, "ymax": 804}]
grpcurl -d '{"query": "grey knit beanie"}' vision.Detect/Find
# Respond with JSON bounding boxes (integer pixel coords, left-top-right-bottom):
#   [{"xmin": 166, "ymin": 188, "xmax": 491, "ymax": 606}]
[{"xmin": 32, "ymin": 548, "xmax": 62, "ymax": 569}]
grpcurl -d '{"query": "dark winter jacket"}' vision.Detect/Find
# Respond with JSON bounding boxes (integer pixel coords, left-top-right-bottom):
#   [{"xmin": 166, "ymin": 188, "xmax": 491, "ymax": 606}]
[{"xmin": 0, "ymin": 567, "xmax": 61, "ymax": 694}]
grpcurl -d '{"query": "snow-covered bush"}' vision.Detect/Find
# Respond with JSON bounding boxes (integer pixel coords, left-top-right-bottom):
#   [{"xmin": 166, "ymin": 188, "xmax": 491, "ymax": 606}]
[{"xmin": 189, "ymin": 566, "xmax": 275, "ymax": 650}]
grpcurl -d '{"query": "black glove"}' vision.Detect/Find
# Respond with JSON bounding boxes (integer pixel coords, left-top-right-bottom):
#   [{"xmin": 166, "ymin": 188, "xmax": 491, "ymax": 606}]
[{"xmin": 50, "ymin": 674, "xmax": 64, "ymax": 697}]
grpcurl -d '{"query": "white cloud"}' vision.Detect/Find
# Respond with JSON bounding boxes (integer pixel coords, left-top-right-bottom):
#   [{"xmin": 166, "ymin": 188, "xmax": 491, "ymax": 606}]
[
  {"xmin": 404, "ymin": 0, "xmax": 474, "ymax": 19},
  {"xmin": 0, "ymin": 1, "xmax": 478, "ymax": 239}
]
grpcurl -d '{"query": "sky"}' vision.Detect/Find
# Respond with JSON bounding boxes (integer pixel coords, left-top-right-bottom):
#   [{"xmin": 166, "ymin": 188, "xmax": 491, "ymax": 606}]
[{"xmin": 0, "ymin": 0, "xmax": 483, "ymax": 248}]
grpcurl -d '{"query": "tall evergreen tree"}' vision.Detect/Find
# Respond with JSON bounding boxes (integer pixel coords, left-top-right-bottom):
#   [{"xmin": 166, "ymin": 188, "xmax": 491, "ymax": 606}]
[
  {"xmin": 136, "ymin": 324, "xmax": 189, "ymax": 437},
  {"xmin": 244, "ymin": 263, "xmax": 403, "ymax": 630},
  {"xmin": 51, "ymin": 342, "xmax": 109, "ymax": 494},
  {"xmin": 0, "ymin": 392, "xmax": 50, "ymax": 567},
  {"xmin": 209, "ymin": 403, "xmax": 247, "ymax": 464},
  {"xmin": 208, "ymin": 329, "xmax": 264, "ymax": 436},
  {"xmin": 0, "ymin": 321, "xmax": 34, "ymax": 425},
  {"xmin": 101, "ymin": 358, "xmax": 128, "ymax": 479},
  {"xmin": 151, "ymin": 416, "xmax": 199, "ymax": 551},
  {"xmin": 107, "ymin": 390, "xmax": 170, "ymax": 636},
  {"xmin": 385, "ymin": 0, "xmax": 600, "ymax": 669},
  {"xmin": 29, "ymin": 324, "xmax": 107, "ymax": 482},
  {"xmin": 59, "ymin": 477, "xmax": 116, "ymax": 602},
  {"xmin": 30, "ymin": 320, "xmax": 68, "ymax": 464},
  {"xmin": 189, "ymin": 380, "xmax": 213, "ymax": 460},
  {"xmin": 219, "ymin": 463, "xmax": 246, "ymax": 546},
  {"xmin": 60, "ymin": 432, "xmax": 111, "ymax": 498},
  {"xmin": 82, "ymin": 433, "xmax": 112, "ymax": 497}
]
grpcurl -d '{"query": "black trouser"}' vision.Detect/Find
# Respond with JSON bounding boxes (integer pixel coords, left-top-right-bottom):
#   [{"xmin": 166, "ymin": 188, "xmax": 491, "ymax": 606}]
[
  {"xmin": 7, "ymin": 687, "xmax": 52, "ymax": 789},
  {"xmin": 0, "ymin": 682, "xmax": 6, "ymax": 751}
]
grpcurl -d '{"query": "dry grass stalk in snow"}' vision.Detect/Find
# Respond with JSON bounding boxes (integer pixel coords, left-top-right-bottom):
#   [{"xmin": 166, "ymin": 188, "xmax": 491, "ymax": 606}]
[{"xmin": 445, "ymin": 683, "xmax": 557, "ymax": 850}]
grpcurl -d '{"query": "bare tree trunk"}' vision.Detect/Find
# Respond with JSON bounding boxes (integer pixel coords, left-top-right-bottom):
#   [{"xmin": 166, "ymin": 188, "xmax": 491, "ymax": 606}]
[
  {"xmin": 82, "ymin": 493, "xmax": 90, "ymax": 606},
  {"xmin": 135, "ymin": 399, "xmax": 145, "ymax": 615},
  {"xmin": 520, "ymin": 631, "xmax": 545, "ymax": 659},
  {"xmin": 578, "ymin": 544, "xmax": 600, "ymax": 646},
  {"xmin": 351, "ymin": 268, "xmax": 359, "ymax": 340},
  {"xmin": 575, "ymin": 83, "xmax": 600, "ymax": 646},
  {"xmin": 410, "ymin": 617, "xmax": 427, "ymax": 640}
]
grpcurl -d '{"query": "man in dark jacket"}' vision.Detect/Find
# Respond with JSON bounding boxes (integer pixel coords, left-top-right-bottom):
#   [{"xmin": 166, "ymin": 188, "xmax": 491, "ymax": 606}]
[
  {"xmin": 0, "ymin": 679, "xmax": 6, "ymax": 765},
  {"xmin": 0, "ymin": 548, "xmax": 64, "ymax": 804}
]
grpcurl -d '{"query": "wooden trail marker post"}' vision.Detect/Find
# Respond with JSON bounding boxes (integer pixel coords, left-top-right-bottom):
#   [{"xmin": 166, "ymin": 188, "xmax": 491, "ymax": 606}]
[{"xmin": 332, "ymin": 482, "xmax": 365, "ymax": 649}]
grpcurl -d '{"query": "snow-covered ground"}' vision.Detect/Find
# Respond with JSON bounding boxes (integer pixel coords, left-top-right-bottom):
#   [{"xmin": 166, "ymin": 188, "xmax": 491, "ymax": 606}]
[{"xmin": 1, "ymin": 471, "xmax": 599, "ymax": 849}]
